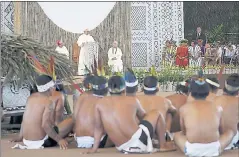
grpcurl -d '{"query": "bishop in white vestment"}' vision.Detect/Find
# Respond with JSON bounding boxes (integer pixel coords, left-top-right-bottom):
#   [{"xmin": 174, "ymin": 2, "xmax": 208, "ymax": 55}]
[
  {"xmin": 108, "ymin": 41, "xmax": 123, "ymax": 72},
  {"xmin": 55, "ymin": 40, "xmax": 70, "ymax": 59},
  {"xmin": 77, "ymin": 29, "xmax": 95, "ymax": 75}
]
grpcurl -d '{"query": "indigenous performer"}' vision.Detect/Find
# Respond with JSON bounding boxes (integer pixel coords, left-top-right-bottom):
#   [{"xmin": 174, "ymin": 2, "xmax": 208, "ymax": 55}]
[
  {"xmin": 73, "ymin": 75, "xmax": 113, "ymax": 148},
  {"xmin": 124, "ymin": 70, "xmax": 139, "ymax": 95},
  {"xmin": 77, "ymin": 29, "xmax": 95, "ymax": 75},
  {"xmin": 85, "ymin": 75, "xmax": 176, "ymax": 154},
  {"xmin": 188, "ymin": 41, "xmax": 202, "ymax": 67},
  {"xmin": 137, "ymin": 76, "xmax": 177, "ymax": 142},
  {"xmin": 107, "ymin": 41, "xmax": 123, "ymax": 73},
  {"xmin": 214, "ymin": 73, "xmax": 239, "ymax": 150},
  {"xmin": 174, "ymin": 79, "xmax": 234, "ymax": 157},
  {"xmin": 176, "ymin": 39, "xmax": 189, "ymax": 68},
  {"xmin": 166, "ymin": 80, "xmax": 191, "ymax": 133},
  {"xmin": 11, "ymin": 75, "xmax": 73, "ymax": 149},
  {"xmin": 162, "ymin": 40, "xmax": 176, "ymax": 67},
  {"xmin": 55, "ymin": 40, "xmax": 70, "ymax": 59},
  {"xmin": 205, "ymin": 77, "xmax": 220, "ymax": 101}
]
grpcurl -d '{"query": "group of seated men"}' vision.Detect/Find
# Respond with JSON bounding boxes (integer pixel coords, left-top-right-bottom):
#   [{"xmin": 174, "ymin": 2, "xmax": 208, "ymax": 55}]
[{"xmin": 11, "ymin": 71, "xmax": 239, "ymax": 156}]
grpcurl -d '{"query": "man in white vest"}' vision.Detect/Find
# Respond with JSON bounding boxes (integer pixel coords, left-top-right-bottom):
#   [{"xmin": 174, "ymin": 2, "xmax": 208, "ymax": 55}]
[
  {"xmin": 77, "ymin": 29, "xmax": 95, "ymax": 75},
  {"xmin": 55, "ymin": 40, "xmax": 70, "ymax": 59},
  {"xmin": 107, "ymin": 41, "xmax": 123, "ymax": 73}
]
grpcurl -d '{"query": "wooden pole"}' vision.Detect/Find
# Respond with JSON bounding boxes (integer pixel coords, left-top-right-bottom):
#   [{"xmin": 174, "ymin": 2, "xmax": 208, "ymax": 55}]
[{"xmin": 14, "ymin": 2, "xmax": 21, "ymax": 35}]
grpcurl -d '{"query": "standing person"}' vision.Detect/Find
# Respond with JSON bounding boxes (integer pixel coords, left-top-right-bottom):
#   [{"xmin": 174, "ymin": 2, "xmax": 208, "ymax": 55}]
[
  {"xmin": 107, "ymin": 41, "xmax": 123, "ymax": 73},
  {"xmin": 55, "ymin": 40, "xmax": 70, "ymax": 59},
  {"xmin": 214, "ymin": 74, "xmax": 239, "ymax": 150},
  {"xmin": 77, "ymin": 29, "xmax": 95, "ymax": 75},
  {"xmin": 162, "ymin": 40, "xmax": 176, "ymax": 67},
  {"xmin": 174, "ymin": 79, "xmax": 234, "ymax": 157},
  {"xmin": 188, "ymin": 41, "xmax": 202, "ymax": 67},
  {"xmin": 194, "ymin": 27, "xmax": 206, "ymax": 45},
  {"xmin": 176, "ymin": 39, "xmax": 189, "ymax": 68}
]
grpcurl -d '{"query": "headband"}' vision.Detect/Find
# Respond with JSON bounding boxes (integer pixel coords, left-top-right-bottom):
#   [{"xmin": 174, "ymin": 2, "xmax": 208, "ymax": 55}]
[
  {"xmin": 109, "ymin": 86, "xmax": 126, "ymax": 93},
  {"xmin": 125, "ymin": 80, "xmax": 138, "ymax": 87},
  {"xmin": 225, "ymin": 81, "xmax": 239, "ymax": 92},
  {"xmin": 143, "ymin": 86, "xmax": 157, "ymax": 91},
  {"xmin": 92, "ymin": 83, "xmax": 108, "ymax": 90},
  {"xmin": 180, "ymin": 81, "xmax": 187, "ymax": 86},
  {"xmin": 37, "ymin": 80, "xmax": 55, "ymax": 92},
  {"xmin": 206, "ymin": 79, "xmax": 220, "ymax": 88}
]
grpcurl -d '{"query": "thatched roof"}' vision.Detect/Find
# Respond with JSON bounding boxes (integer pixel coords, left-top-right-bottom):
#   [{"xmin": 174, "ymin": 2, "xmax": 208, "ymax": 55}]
[{"xmin": 1, "ymin": 34, "xmax": 77, "ymax": 87}]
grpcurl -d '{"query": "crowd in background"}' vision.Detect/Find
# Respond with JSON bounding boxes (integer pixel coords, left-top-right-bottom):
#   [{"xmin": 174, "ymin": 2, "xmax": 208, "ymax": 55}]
[{"xmin": 162, "ymin": 27, "xmax": 239, "ymax": 68}]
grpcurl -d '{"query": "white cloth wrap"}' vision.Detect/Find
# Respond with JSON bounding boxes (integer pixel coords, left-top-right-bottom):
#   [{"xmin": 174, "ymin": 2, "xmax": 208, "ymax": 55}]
[
  {"xmin": 225, "ymin": 131, "xmax": 239, "ymax": 150},
  {"xmin": 75, "ymin": 135, "xmax": 106, "ymax": 148},
  {"xmin": 12, "ymin": 135, "xmax": 48, "ymax": 149},
  {"xmin": 185, "ymin": 141, "xmax": 221, "ymax": 157},
  {"xmin": 37, "ymin": 80, "xmax": 55, "ymax": 92},
  {"xmin": 116, "ymin": 124, "xmax": 153, "ymax": 153}
]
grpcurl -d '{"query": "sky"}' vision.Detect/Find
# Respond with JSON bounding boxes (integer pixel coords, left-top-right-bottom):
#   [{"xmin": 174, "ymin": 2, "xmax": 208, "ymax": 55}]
[{"xmin": 38, "ymin": 2, "xmax": 116, "ymax": 33}]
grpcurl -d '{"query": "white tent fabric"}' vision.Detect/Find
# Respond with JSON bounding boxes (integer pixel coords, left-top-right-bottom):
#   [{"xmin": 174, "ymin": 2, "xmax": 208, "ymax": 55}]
[{"xmin": 38, "ymin": 2, "xmax": 116, "ymax": 33}]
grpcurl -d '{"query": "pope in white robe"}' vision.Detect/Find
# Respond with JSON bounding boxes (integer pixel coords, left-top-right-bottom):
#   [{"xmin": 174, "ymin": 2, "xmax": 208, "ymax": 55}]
[
  {"xmin": 77, "ymin": 29, "xmax": 95, "ymax": 75},
  {"xmin": 55, "ymin": 40, "xmax": 70, "ymax": 59},
  {"xmin": 108, "ymin": 41, "xmax": 123, "ymax": 72}
]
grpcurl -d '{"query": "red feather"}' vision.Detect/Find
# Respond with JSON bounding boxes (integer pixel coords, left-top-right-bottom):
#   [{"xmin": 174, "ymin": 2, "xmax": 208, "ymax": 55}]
[{"xmin": 27, "ymin": 55, "xmax": 48, "ymax": 74}]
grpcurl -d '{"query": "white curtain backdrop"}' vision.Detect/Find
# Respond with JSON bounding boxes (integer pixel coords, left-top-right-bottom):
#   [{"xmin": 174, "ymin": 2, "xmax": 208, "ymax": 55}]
[{"xmin": 38, "ymin": 2, "xmax": 116, "ymax": 33}]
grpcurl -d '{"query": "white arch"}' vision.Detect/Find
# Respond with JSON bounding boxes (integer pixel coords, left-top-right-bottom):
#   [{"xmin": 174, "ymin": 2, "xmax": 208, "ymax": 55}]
[{"xmin": 38, "ymin": 2, "xmax": 116, "ymax": 33}]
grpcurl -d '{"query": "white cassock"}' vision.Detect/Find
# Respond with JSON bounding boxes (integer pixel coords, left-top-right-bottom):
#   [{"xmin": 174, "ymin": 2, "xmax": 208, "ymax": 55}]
[
  {"xmin": 55, "ymin": 46, "xmax": 70, "ymax": 59},
  {"xmin": 108, "ymin": 47, "xmax": 123, "ymax": 72},
  {"xmin": 77, "ymin": 34, "xmax": 95, "ymax": 75}
]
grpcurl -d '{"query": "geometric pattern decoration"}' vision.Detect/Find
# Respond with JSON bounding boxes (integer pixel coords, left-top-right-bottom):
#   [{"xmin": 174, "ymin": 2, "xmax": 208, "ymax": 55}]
[
  {"xmin": 2, "ymin": 80, "xmax": 31, "ymax": 108},
  {"xmin": 84, "ymin": 42, "xmax": 99, "ymax": 69},
  {"xmin": 1, "ymin": 1, "xmax": 14, "ymax": 34},
  {"xmin": 131, "ymin": 2, "xmax": 184, "ymax": 69},
  {"xmin": 132, "ymin": 43, "xmax": 147, "ymax": 67}
]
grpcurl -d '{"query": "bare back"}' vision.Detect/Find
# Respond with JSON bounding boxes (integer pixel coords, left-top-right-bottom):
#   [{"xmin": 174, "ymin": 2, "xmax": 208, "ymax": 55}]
[
  {"xmin": 214, "ymin": 95, "xmax": 239, "ymax": 135},
  {"xmin": 137, "ymin": 95, "xmax": 169, "ymax": 118},
  {"xmin": 22, "ymin": 93, "xmax": 50, "ymax": 140},
  {"xmin": 74, "ymin": 95, "xmax": 102, "ymax": 136},
  {"xmin": 97, "ymin": 96, "xmax": 142, "ymax": 146},
  {"xmin": 180, "ymin": 100, "xmax": 222, "ymax": 143},
  {"xmin": 166, "ymin": 94, "xmax": 187, "ymax": 110}
]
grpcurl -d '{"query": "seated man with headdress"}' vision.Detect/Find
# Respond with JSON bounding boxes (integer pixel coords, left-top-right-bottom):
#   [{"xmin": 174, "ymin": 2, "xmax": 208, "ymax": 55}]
[
  {"xmin": 205, "ymin": 77, "xmax": 220, "ymax": 101},
  {"xmin": 176, "ymin": 39, "xmax": 189, "ymax": 68},
  {"xmin": 124, "ymin": 70, "xmax": 139, "ymax": 96},
  {"xmin": 86, "ymin": 75, "xmax": 175, "ymax": 154},
  {"xmin": 214, "ymin": 73, "xmax": 239, "ymax": 150},
  {"xmin": 174, "ymin": 78, "xmax": 234, "ymax": 157},
  {"xmin": 11, "ymin": 75, "xmax": 73, "ymax": 149},
  {"xmin": 165, "ymin": 79, "xmax": 191, "ymax": 134},
  {"xmin": 73, "ymin": 75, "xmax": 113, "ymax": 149},
  {"xmin": 137, "ymin": 76, "xmax": 177, "ymax": 143}
]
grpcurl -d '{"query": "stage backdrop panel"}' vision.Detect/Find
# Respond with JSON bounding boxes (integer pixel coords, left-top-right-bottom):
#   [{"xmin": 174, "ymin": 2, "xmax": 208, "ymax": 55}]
[
  {"xmin": 131, "ymin": 2, "xmax": 184, "ymax": 69},
  {"xmin": 1, "ymin": 2, "xmax": 15, "ymax": 34}
]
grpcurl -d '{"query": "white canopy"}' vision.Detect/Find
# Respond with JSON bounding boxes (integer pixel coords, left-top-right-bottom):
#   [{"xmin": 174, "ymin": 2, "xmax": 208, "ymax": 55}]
[{"xmin": 38, "ymin": 2, "xmax": 116, "ymax": 33}]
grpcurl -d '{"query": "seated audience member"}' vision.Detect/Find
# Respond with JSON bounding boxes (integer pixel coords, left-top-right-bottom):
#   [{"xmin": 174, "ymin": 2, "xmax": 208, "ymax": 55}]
[
  {"xmin": 86, "ymin": 75, "xmax": 176, "ymax": 154},
  {"xmin": 137, "ymin": 76, "xmax": 177, "ymax": 141},
  {"xmin": 205, "ymin": 77, "xmax": 220, "ymax": 101},
  {"xmin": 11, "ymin": 75, "xmax": 73, "ymax": 149},
  {"xmin": 214, "ymin": 73, "xmax": 239, "ymax": 150},
  {"xmin": 174, "ymin": 79, "xmax": 234, "ymax": 157},
  {"xmin": 73, "ymin": 75, "xmax": 113, "ymax": 148}
]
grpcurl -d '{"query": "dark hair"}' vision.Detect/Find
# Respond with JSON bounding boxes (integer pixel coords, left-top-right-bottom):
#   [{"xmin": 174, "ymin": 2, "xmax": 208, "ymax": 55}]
[
  {"xmin": 108, "ymin": 76, "xmax": 125, "ymax": 95},
  {"xmin": 176, "ymin": 79, "xmax": 191, "ymax": 95},
  {"xmin": 92, "ymin": 76, "xmax": 108, "ymax": 96},
  {"xmin": 36, "ymin": 75, "xmax": 53, "ymax": 86},
  {"xmin": 126, "ymin": 86, "xmax": 138, "ymax": 94},
  {"xmin": 83, "ymin": 75, "xmax": 95, "ymax": 89},
  {"xmin": 190, "ymin": 80, "xmax": 209, "ymax": 99},
  {"xmin": 223, "ymin": 73, "xmax": 239, "ymax": 96},
  {"xmin": 207, "ymin": 77, "xmax": 219, "ymax": 93},
  {"xmin": 143, "ymin": 76, "xmax": 158, "ymax": 95}
]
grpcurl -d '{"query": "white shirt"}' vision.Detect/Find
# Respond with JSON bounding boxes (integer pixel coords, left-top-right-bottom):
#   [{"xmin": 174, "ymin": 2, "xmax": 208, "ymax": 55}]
[
  {"xmin": 77, "ymin": 34, "xmax": 94, "ymax": 47},
  {"xmin": 188, "ymin": 45, "xmax": 201, "ymax": 58},
  {"xmin": 55, "ymin": 46, "xmax": 69, "ymax": 59},
  {"xmin": 225, "ymin": 48, "xmax": 235, "ymax": 57}
]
